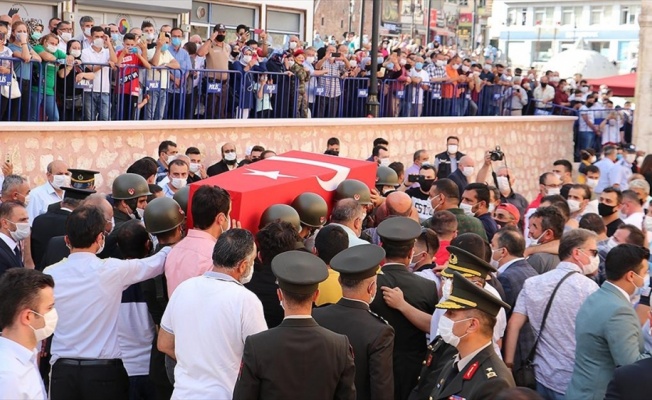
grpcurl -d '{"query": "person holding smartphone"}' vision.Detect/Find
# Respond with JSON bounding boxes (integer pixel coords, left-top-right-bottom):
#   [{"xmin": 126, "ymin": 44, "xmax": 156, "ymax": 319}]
[{"xmin": 253, "ymin": 73, "xmax": 273, "ymax": 118}]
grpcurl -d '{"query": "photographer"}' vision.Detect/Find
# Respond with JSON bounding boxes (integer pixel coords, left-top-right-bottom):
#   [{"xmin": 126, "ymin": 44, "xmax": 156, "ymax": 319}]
[
  {"xmin": 405, "ymin": 164, "xmax": 436, "ymax": 223},
  {"xmin": 476, "ymin": 146, "xmax": 505, "ymax": 185}
]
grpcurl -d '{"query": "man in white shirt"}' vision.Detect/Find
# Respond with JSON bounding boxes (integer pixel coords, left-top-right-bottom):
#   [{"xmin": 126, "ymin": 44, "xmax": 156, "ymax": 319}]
[
  {"xmin": 532, "ymin": 76, "xmax": 555, "ymax": 110},
  {"xmin": 26, "ymin": 160, "xmax": 70, "ymax": 225},
  {"xmin": 509, "ymin": 77, "xmax": 528, "ymax": 116},
  {"xmin": 145, "ymin": 33, "xmax": 180, "ymax": 120},
  {"xmin": 161, "ymin": 159, "xmax": 189, "ymax": 198},
  {"xmin": 81, "ymin": 26, "xmax": 117, "ymax": 121},
  {"xmin": 0, "ymin": 268, "xmax": 56, "ymax": 400},
  {"xmin": 74, "ymin": 15, "xmax": 94, "ymax": 50},
  {"xmin": 329, "ymin": 198, "xmax": 369, "ymax": 247},
  {"xmin": 158, "ymin": 229, "xmax": 267, "ymax": 400},
  {"xmin": 409, "ymin": 59, "xmax": 430, "ymax": 117},
  {"xmin": 621, "ymin": 190, "xmax": 645, "ymax": 230},
  {"xmin": 44, "ymin": 205, "xmax": 171, "ymax": 400}
]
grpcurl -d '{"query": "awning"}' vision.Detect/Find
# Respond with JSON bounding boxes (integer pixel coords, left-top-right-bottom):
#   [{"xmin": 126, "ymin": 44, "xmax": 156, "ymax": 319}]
[{"xmin": 586, "ymin": 73, "xmax": 636, "ymax": 97}]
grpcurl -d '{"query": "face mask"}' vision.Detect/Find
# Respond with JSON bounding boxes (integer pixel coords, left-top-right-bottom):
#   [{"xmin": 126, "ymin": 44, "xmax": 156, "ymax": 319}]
[
  {"xmin": 546, "ymin": 187, "xmax": 561, "ymax": 196},
  {"xmin": 144, "ymin": 33, "xmax": 155, "ymax": 41},
  {"xmin": 8, "ymin": 220, "xmax": 30, "ymax": 242},
  {"xmin": 52, "ymin": 175, "xmax": 71, "ymax": 190},
  {"xmin": 216, "ymin": 34, "xmax": 226, "ymax": 42},
  {"xmin": 484, "ymin": 64, "xmax": 492, "ymax": 71},
  {"xmin": 399, "ymin": 59, "xmax": 407, "ymax": 66},
  {"xmin": 625, "ymin": 154, "xmax": 636, "ymax": 164},
  {"xmin": 415, "ymin": 62, "xmax": 423, "ymax": 70},
  {"xmin": 461, "ymin": 65, "xmax": 470, "ymax": 73},
  {"xmin": 530, "ymin": 230, "xmax": 547, "ymax": 246},
  {"xmin": 606, "ymin": 237, "xmax": 618, "ymax": 250},
  {"xmin": 70, "ymin": 49, "xmax": 81, "ymax": 58},
  {"xmin": 161, "ymin": 44, "xmax": 169, "ymax": 52},
  {"xmin": 288, "ymin": 60, "xmax": 295, "ymax": 67},
  {"xmin": 136, "ymin": 208, "xmax": 145, "ymax": 220},
  {"xmin": 189, "ymin": 162, "xmax": 201, "ymax": 173},
  {"xmin": 96, "ymin": 234, "xmax": 105, "ymax": 254},
  {"xmin": 108, "ymin": 217, "xmax": 115, "ymax": 234},
  {"xmin": 447, "ymin": 145, "xmax": 458, "ymax": 154},
  {"xmin": 84, "ymin": 28, "xmax": 92, "ymax": 37},
  {"xmin": 306, "ymin": 56, "xmax": 315, "ymax": 64},
  {"xmin": 462, "ymin": 166, "xmax": 474, "ymax": 177},
  {"xmin": 408, "ymin": 251, "xmax": 425, "ymax": 271},
  {"xmin": 171, "ymin": 178, "xmax": 187, "ymax": 189},
  {"xmin": 349, "ymin": 60, "xmax": 357, "ymax": 68},
  {"xmin": 644, "ymin": 217, "xmax": 652, "ymax": 233},
  {"xmin": 21, "ymin": 194, "xmax": 30, "ymax": 207},
  {"xmin": 567, "ymin": 199, "xmax": 581, "ymax": 214},
  {"xmin": 240, "ymin": 261, "xmax": 254, "ymax": 284},
  {"xmin": 488, "ymin": 203, "xmax": 496, "ymax": 214},
  {"xmin": 459, "ymin": 202, "xmax": 475, "ymax": 217},
  {"xmin": 166, "ymin": 154, "xmax": 177, "ymax": 164},
  {"xmin": 420, "ymin": 179, "xmax": 434, "ymax": 192},
  {"xmin": 377, "ymin": 57, "xmax": 384, "ymax": 64},
  {"xmin": 630, "ymin": 272, "xmax": 646, "ymax": 297},
  {"xmin": 598, "ymin": 202, "xmax": 617, "ymax": 217},
  {"xmin": 616, "ymin": 154, "xmax": 623, "ymax": 161},
  {"xmin": 637, "ymin": 156, "xmax": 645, "ymax": 165},
  {"xmin": 581, "ymin": 251, "xmax": 600, "ymax": 275},
  {"xmin": 171, "ymin": 37, "xmax": 182, "ymax": 47},
  {"xmin": 586, "ymin": 178, "xmax": 598, "ymax": 189},
  {"xmin": 438, "ymin": 316, "xmax": 471, "ymax": 347},
  {"xmin": 473, "ymin": 71, "xmax": 481, "ymax": 77},
  {"xmin": 15, "ymin": 32, "xmax": 26, "ymax": 42},
  {"xmin": 61, "ymin": 32, "xmax": 72, "ymax": 41},
  {"xmin": 452, "ymin": 63, "xmax": 461, "ymax": 70},
  {"xmin": 30, "ymin": 309, "xmax": 58, "ymax": 342},
  {"xmin": 46, "ymin": 44, "xmax": 58, "ymax": 53},
  {"xmin": 289, "ymin": 41, "xmax": 298, "ymax": 49},
  {"xmin": 386, "ymin": 63, "xmax": 395, "ymax": 70},
  {"xmin": 379, "ymin": 158, "xmax": 391, "ymax": 167},
  {"xmin": 436, "ymin": 60, "xmax": 446, "ymax": 67},
  {"xmin": 93, "ymin": 38, "xmax": 104, "ymax": 48},
  {"xmin": 224, "ymin": 152, "xmax": 237, "ymax": 162},
  {"xmin": 497, "ymin": 176, "xmax": 510, "ymax": 192},
  {"xmin": 242, "ymin": 55, "xmax": 252, "ymax": 63}
]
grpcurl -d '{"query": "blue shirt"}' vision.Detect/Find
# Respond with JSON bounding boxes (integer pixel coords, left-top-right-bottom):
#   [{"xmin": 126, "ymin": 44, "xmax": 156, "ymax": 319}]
[
  {"xmin": 593, "ymin": 157, "xmax": 616, "ymax": 194},
  {"xmin": 167, "ymin": 45, "xmax": 192, "ymax": 94},
  {"xmin": 7, "ymin": 43, "xmax": 34, "ymax": 79}
]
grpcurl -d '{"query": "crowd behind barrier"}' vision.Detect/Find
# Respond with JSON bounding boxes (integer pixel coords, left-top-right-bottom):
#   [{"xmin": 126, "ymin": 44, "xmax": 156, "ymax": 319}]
[{"xmin": 0, "ymin": 56, "xmax": 522, "ymax": 121}]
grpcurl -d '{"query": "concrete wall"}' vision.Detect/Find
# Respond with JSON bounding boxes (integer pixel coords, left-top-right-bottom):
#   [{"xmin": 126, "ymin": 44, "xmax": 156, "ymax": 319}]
[{"xmin": 0, "ymin": 116, "xmax": 575, "ymax": 202}]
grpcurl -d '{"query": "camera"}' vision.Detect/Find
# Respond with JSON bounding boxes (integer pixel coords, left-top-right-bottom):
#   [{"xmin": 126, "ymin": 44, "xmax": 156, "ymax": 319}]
[{"xmin": 489, "ymin": 146, "xmax": 504, "ymax": 161}]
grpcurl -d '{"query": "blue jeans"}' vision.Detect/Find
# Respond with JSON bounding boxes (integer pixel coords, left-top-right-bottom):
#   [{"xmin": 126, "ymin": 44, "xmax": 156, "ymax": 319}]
[
  {"xmin": 578, "ymin": 130, "xmax": 595, "ymax": 153},
  {"xmin": 29, "ymin": 93, "xmax": 59, "ymax": 121},
  {"xmin": 145, "ymin": 89, "xmax": 167, "ymax": 120},
  {"xmin": 536, "ymin": 381, "xmax": 565, "ymax": 400},
  {"xmin": 83, "ymin": 92, "xmax": 110, "ymax": 121}
]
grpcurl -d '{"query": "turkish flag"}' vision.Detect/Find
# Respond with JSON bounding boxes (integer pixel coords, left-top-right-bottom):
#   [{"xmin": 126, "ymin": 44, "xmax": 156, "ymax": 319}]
[{"xmin": 187, "ymin": 151, "xmax": 377, "ymax": 232}]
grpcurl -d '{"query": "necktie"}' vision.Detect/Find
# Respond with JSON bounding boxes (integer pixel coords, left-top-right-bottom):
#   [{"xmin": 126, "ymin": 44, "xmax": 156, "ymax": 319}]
[{"xmin": 15, "ymin": 245, "xmax": 23, "ymax": 266}]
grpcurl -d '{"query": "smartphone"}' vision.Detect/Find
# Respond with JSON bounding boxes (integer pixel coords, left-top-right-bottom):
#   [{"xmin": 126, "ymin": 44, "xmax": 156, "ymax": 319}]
[
  {"xmin": 408, "ymin": 175, "xmax": 419, "ymax": 183},
  {"xmin": 8, "ymin": 7, "xmax": 18, "ymax": 17},
  {"xmin": 332, "ymin": 52, "xmax": 341, "ymax": 58},
  {"xmin": 380, "ymin": 67, "xmax": 386, "ymax": 75},
  {"xmin": 253, "ymin": 28, "xmax": 263, "ymax": 35}
]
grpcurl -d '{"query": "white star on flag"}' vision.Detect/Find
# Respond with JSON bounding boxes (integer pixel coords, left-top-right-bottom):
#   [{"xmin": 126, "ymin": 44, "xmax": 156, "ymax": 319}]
[{"xmin": 243, "ymin": 169, "xmax": 297, "ymax": 180}]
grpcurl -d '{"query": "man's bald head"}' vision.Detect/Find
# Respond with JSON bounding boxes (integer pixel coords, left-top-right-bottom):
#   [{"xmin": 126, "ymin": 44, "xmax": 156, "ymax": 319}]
[
  {"xmin": 459, "ymin": 156, "xmax": 475, "ymax": 168},
  {"xmin": 386, "ymin": 191, "xmax": 412, "ymax": 216},
  {"xmin": 83, "ymin": 193, "xmax": 114, "ymax": 220},
  {"xmin": 47, "ymin": 160, "xmax": 69, "ymax": 174}
]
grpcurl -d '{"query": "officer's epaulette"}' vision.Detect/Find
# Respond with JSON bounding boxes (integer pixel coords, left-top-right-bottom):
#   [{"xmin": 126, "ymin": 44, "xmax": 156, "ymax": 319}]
[
  {"xmin": 368, "ymin": 309, "xmax": 389, "ymax": 325},
  {"xmin": 484, "ymin": 366, "xmax": 498, "ymax": 379}
]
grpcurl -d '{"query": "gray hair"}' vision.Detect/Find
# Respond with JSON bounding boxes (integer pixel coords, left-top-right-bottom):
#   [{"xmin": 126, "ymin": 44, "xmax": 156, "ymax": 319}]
[
  {"xmin": 79, "ymin": 16, "xmax": 94, "ymax": 26},
  {"xmin": 558, "ymin": 228, "xmax": 597, "ymax": 261},
  {"xmin": 331, "ymin": 198, "xmax": 364, "ymax": 224},
  {"xmin": 1, "ymin": 175, "xmax": 27, "ymax": 197},
  {"xmin": 629, "ymin": 179, "xmax": 650, "ymax": 195},
  {"xmin": 212, "ymin": 229, "xmax": 255, "ymax": 269}
]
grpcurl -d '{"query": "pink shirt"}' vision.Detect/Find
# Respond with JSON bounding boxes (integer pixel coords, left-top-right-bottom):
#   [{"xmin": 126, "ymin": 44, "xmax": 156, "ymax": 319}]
[{"xmin": 164, "ymin": 229, "xmax": 217, "ymax": 296}]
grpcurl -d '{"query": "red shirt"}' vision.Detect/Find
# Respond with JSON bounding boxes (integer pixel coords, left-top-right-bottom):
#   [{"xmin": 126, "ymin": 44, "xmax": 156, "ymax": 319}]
[
  {"xmin": 116, "ymin": 50, "xmax": 144, "ymax": 95},
  {"xmin": 434, "ymin": 239, "xmax": 451, "ymax": 266}
]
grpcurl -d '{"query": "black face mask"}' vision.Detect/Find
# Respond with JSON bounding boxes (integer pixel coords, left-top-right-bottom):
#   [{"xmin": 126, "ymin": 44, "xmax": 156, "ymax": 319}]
[
  {"xmin": 420, "ymin": 179, "xmax": 435, "ymax": 193},
  {"xmin": 231, "ymin": 51, "xmax": 240, "ymax": 58},
  {"xmin": 540, "ymin": 83, "xmax": 547, "ymax": 88},
  {"xmin": 598, "ymin": 202, "xmax": 617, "ymax": 217},
  {"xmin": 216, "ymin": 34, "xmax": 226, "ymax": 42}
]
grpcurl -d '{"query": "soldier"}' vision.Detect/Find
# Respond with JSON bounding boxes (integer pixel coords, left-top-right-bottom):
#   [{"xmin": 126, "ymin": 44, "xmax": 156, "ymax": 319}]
[
  {"xmin": 233, "ymin": 251, "xmax": 356, "ymax": 400},
  {"xmin": 376, "ymin": 165, "xmax": 400, "ymax": 197},
  {"xmin": 111, "ymin": 173, "xmax": 152, "ymax": 227},
  {"xmin": 46, "ymin": 169, "xmax": 98, "ymax": 213},
  {"xmin": 259, "ymin": 203, "xmax": 304, "ymax": 250},
  {"xmin": 370, "ymin": 217, "xmax": 438, "ymax": 400},
  {"xmin": 429, "ymin": 271, "xmax": 514, "ymax": 400},
  {"xmin": 291, "ymin": 192, "xmax": 328, "ymax": 251},
  {"xmin": 313, "ymin": 244, "xmax": 395, "ymax": 400}
]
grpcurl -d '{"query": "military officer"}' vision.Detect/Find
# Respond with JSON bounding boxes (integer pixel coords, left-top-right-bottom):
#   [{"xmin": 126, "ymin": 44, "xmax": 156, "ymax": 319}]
[
  {"xmin": 46, "ymin": 169, "xmax": 98, "ymax": 212},
  {"xmin": 430, "ymin": 271, "xmax": 514, "ymax": 400},
  {"xmin": 370, "ymin": 217, "xmax": 439, "ymax": 400},
  {"xmin": 313, "ymin": 244, "xmax": 395, "ymax": 400},
  {"xmin": 233, "ymin": 251, "xmax": 356, "ymax": 400}
]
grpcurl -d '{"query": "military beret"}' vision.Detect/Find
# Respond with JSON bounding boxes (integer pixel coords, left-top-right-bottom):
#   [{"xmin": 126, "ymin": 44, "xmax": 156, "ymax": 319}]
[
  {"xmin": 272, "ymin": 251, "xmax": 329, "ymax": 295},
  {"xmin": 441, "ymin": 245, "xmax": 496, "ymax": 279},
  {"xmin": 377, "ymin": 216, "xmax": 421, "ymax": 245},
  {"xmin": 330, "ymin": 244, "xmax": 385, "ymax": 280},
  {"xmin": 437, "ymin": 271, "xmax": 511, "ymax": 317},
  {"xmin": 68, "ymin": 169, "xmax": 99, "ymax": 189}
]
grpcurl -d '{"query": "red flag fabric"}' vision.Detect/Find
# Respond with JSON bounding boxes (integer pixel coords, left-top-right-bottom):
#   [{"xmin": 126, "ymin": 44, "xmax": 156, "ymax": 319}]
[{"xmin": 187, "ymin": 151, "xmax": 377, "ymax": 232}]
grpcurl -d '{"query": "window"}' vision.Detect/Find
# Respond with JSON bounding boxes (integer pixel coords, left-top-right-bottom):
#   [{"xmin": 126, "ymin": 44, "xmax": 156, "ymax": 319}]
[
  {"xmin": 459, "ymin": 0, "xmax": 468, "ymax": 5},
  {"xmin": 590, "ymin": 6, "xmax": 613, "ymax": 25},
  {"xmin": 590, "ymin": 41, "xmax": 610, "ymax": 57},
  {"xmin": 621, "ymin": 5, "xmax": 640, "ymax": 25},
  {"xmin": 561, "ymin": 6, "xmax": 583, "ymax": 26},
  {"xmin": 507, "ymin": 7, "xmax": 526, "ymax": 26},
  {"xmin": 533, "ymin": 7, "xmax": 554, "ymax": 26}
]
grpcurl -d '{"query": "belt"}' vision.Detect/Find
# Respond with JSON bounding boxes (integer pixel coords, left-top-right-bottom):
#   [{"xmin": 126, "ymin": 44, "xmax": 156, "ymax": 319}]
[{"xmin": 57, "ymin": 358, "xmax": 122, "ymax": 367}]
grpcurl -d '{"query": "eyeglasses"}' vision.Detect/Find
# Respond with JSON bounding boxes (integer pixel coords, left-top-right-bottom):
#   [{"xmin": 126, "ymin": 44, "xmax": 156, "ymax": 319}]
[{"xmin": 579, "ymin": 248, "xmax": 598, "ymax": 257}]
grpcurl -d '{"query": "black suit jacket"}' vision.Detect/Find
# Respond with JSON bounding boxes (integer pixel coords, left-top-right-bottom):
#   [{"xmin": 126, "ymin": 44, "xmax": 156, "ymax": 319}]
[
  {"xmin": 605, "ymin": 357, "xmax": 652, "ymax": 400},
  {"xmin": 370, "ymin": 263, "xmax": 438, "ymax": 400},
  {"xmin": 31, "ymin": 208, "xmax": 71, "ymax": 269},
  {"xmin": 245, "ymin": 261, "xmax": 284, "ymax": 328},
  {"xmin": 233, "ymin": 317, "xmax": 356, "ymax": 400},
  {"xmin": 496, "ymin": 259, "xmax": 538, "ymax": 314},
  {"xmin": 0, "ymin": 237, "xmax": 23, "ymax": 278},
  {"xmin": 447, "ymin": 169, "xmax": 468, "ymax": 199},
  {"xmin": 40, "ymin": 236, "xmax": 69, "ymax": 270},
  {"xmin": 206, "ymin": 160, "xmax": 233, "ymax": 177},
  {"xmin": 430, "ymin": 345, "xmax": 515, "ymax": 400},
  {"xmin": 313, "ymin": 298, "xmax": 395, "ymax": 400}
]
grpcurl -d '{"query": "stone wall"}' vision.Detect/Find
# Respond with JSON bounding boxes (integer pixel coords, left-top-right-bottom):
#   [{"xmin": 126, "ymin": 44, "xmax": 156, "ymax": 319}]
[{"xmin": 0, "ymin": 116, "xmax": 575, "ymax": 202}]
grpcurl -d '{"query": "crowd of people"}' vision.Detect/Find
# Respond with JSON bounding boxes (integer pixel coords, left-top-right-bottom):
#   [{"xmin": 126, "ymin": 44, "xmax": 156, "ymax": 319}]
[
  {"xmin": 0, "ymin": 15, "xmax": 633, "ymax": 122},
  {"xmin": 1, "ymin": 134, "xmax": 652, "ymax": 400}
]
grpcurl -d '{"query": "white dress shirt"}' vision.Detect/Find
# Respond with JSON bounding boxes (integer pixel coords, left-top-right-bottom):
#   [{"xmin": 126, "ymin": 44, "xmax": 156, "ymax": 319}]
[
  {"xmin": 26, "ymin": 182, "xmax": 62, "ymax": 225},
  {"xmin": 44, "ymin": 247, "xmax": 171, "ymax": 364},
  {"xmin": 0, "ymin": 231, "xmax": 19, "ymax": 254},
  {"xmin": 456, "ymin": 341, "xmax": 493, "ymax": 371},
  {"xmin": 497, "ymin": 257, "xmax": 525, "ymax": 275},
  {"xmin": 0, "ymin": 337, "xmax": 47, "ymax": 400},
  {"xmin": 161, "ymin": 271, "xmax": 267, "ymax": 400},
  {"xmin": 329, "ymin": 223, "xmax": 369, "ymax": 247}
]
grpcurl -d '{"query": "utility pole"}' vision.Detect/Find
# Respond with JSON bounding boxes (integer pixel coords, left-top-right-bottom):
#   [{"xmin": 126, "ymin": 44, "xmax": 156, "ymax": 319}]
[
  {"xmin": 366, "ymin": 0, "xmax": 381, "ymax": 117},
  {"xmin": 348, "ymin": 0, "xmax": 355, "ymax": 34},
  {"xmin": 359, "ymin": 0, "xmax": 366, "ymax": 39}
]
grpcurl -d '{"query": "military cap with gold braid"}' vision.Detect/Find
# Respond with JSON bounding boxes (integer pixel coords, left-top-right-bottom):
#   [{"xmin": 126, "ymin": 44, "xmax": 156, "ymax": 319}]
[
  {"xmin": 330, "ymin": 244, "xmax": 385, "ymax": 280},
  {"xmin": 68, "ymin": 169, "xmax": 99, "ymax": 189},
  {"xmin": 272, "ymin": 251, "xmax": 329, "ymax": 295},
  {"xmin": 437, "ymin": 271, "xmax": 511, "ymax": 317},
  {"xmin": 441, "ymin": 245, "xmax": 497, "ymax": 279}
]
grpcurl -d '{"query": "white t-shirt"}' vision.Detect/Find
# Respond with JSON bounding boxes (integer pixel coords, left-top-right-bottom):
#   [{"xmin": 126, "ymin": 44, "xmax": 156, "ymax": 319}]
[
  {"xmin": 578, "ymin": 105, "xmax": 594, "ymax": 132},
  {"xmin": 147, "ymin": 50, "xmax": 175, "ymax": 90},
  {"xmin": 161, "ymin": 272, "xmax": 267, "ymax": 400},
  {"xmin": 81, "ymin": 46, "xmax": 111, "ymax": 93},
  {"xmin": 601, "ymin": 117, "xmax": 621, "ymax": 144},
  {"xmin": 409, "ymin": 68, "xmax": 430, "ymax": 104}
]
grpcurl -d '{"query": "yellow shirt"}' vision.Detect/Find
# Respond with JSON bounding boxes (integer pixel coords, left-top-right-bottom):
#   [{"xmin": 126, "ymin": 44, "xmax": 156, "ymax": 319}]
[{"xmin": 316, "ymin": 269, "xmax": 342, "ymax": 306}]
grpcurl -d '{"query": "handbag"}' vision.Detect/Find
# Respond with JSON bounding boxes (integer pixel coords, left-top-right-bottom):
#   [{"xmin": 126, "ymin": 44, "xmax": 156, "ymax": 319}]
[
  {"xmin": 513, "ymin": 270, "xmax": 577, "ymax": 388},
  {"xmin": 0, "ymin": 72, "xmax": 21, "ymax": 99}
]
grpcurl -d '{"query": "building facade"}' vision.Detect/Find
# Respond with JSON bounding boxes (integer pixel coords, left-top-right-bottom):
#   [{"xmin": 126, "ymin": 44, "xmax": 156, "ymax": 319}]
[{"xmin": 490, "ymin": 0, "xmax": 640, "ymax": 71}]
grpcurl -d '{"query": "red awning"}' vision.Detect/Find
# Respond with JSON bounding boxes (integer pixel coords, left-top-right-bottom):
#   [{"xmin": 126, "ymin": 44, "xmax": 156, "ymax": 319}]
[{"xmin": 586, "ymin": 73, "xmax": 636, "ymax": 97}]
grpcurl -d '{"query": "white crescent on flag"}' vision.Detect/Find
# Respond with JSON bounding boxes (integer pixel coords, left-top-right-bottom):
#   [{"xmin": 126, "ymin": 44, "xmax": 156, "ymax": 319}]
[{"xmin": 268, "ymin": 156, "xmax": 352, "ymax": 191}]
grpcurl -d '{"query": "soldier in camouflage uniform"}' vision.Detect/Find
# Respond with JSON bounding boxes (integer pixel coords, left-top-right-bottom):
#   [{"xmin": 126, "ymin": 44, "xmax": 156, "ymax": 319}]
[{"xmin": 290, "ymin": 49, "xmax": 310, "ymax": 118}]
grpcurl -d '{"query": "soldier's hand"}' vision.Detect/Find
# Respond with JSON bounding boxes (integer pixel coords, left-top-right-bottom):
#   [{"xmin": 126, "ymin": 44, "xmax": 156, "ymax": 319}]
[
  {"xmin": 231, "ymin": 219, "xmax": 242, "ymax": 229},
  {"xmin": 381, "ymin": 286, "xmax": 407, "ymax": 311},
  {"xmin": 370, "ymin": 188, "xmax": 384, "ymax": 208}
]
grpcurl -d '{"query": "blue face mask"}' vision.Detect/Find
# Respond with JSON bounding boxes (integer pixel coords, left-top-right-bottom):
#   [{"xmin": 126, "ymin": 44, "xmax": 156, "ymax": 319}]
[
  {"xmin": 617, "ymin": 154, "xmax": 623, "ymax": 161},
  {"xmin": 161, "ymin": 44, "xmax": 169, "ymax": 52},
  {"xmin": 386, "ymin": 62, "xmax": 395, "ymax": 70},
  {"xmin": 111, "ymin": 33, "xmax": 121, "ymax": 42},
  {"xmin": 377, "ymin": 57, "xmax": 384, "ymax": 64},
  {"xmin": 171, "ymin": 37, "xmax": 182, "ymax": 47},
  {"xmin": 129, "ymin": 46, "xmax": 139, "ymax": 54},
  {"xmin": 31, "ymin": 32, "xmax": 42, "ymax": 41},
  {"xmin": 415, "ymin": 62, "xmax": 423, "ymax": 70}
]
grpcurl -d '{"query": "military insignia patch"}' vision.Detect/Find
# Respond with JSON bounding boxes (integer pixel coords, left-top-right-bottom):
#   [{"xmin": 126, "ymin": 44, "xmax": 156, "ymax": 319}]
[
  {"xmin": 354, "ymin": 193, "xmax": 360, "ymax": 201},
  {"xmin": 485, "ymin": 367, "xmax": 497, "ymax": 379},
  {"xmin": 128, "ymin": 188, "xmax": 135, "ymax": 195},
  {"xmin": 449, "ymin": 253, "xmax": 458, "ymax": 265},
  {"xmin": 463, "ymin": 361, "xmax": 479, "ymax": 380}
]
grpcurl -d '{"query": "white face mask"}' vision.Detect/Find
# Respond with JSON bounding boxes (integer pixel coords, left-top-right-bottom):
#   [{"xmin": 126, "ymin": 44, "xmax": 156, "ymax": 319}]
[
  {"xmin": 242, "ymin": 55, "xmax": 253, "ymax": 63},
  {"xmin": 461, "ymin": 65, "xmax": 470, "ymax": 73},
  {"xmin": 447, "ymin": 145, "xmax": 458, "ymax": 154},
  {"xmin": 590, "ymin": 156, "xmax": 597, "ymax": 163},
  {"xmin": 51, "ymin": 174, "xmax": 71, "ymax": 190},
  {"xmin": 586, "ymin": 178, "xmax": 598, "ymax": 189},
  {"xmin": 84, "ymin": 28, "xmax": 92, "ymax": 37},
  {"xmin": 399, "ymin": 59, "xmax": 407, "ymax": 66},
  {"xmin": 530, "ymin": 230, "xmax": 547, "ymax": 246},
  {"xmin": 189, "ymin": 162, "xmax": 201, "ymax": 173},
  {"xmin": 8, "ymin": 220, "xmax": 30, "ymax": 242},
  {"xmin": 349, "ymin": 60, "xmax": 357, "ymax": 68},
  {"xmin": 379, "ymin": 158, "xmax": 391, "ymax": 167},
  {"xmin": 224, "ymin": 152, "xmax": 237, "ymax": 162},
  {"xmin": 462, "ymin": 166, "xmax": 475, "ymax": 177},
  {"xmin": 70, "ymin": 49, "xmax": 82, "ymax": 58},
  {"xmin": 108, "ymin": 217, "xmax": 115, "ymax": 234},
  {"xmin": 625, "ymin": 154, "xmax": 636, "ymax": 164},
  {"xmin": 166, "ymin": 154, "xmax": 177, "ymax": 164},
  {"xmin": 46, "ymin": 44, "xmax": 58, "ymax": 53},
  {"xmin": 171, "ymin": 177, "xmax": 187, "ymax": 189},
  {"xmin": 20, "ymin": 194, "xmax": 30, "ymax": 206},
  {"xmin": 436, "ymin": 60, "xmax": 446, "ymax": 67},
  {"xmin": 289, "ymin": 41, "xmax": 297, "ymax": 49},
  {"xmin": 95, "ymin": 234, "xmax": 105, "ymax": 255},
  {"xmin": 61, "ymin": 32, "xmax": 72, "ymax": 42},
  {"xmin": 546, "ymin": 187, "xmax": 561, "ymax": 196},
  {"xmin": 30, "ymin": 309, "xmax": 58, "ymax": 342},
  {"xmin": 136, "ymin": 208, "xmax": 145, "ymax": 220},
  {"xmin": 644, "ymin": 217, "xmax": 652, "ymax": 233},
  {"xmin": 488, "ymin": 203, "xmax": 496, "ymax": 214},
  {"xmin": 459, "ymin": 202, "xmax": 475, "ymax": 217},
  {"xmin": 93, "ymin": 38, "xmax": 104, "ymax": 49},
  {"xmin": 497, "ymin": 176, "xmax": 510, "ymax": 192},
  {"xmin": 567, "ymin": 199, "xmax": 581, "ymax": 214},
  {"xmin": 491, "ymin": 248, "xmax": 504, "ymax": 269},
  {"xmin": 607, "ymin": 237, "xmax": 618, "ymax": 250},
  {"xmin": 306, "ymin": 56, "xmax": 315, "ymax": 64},
  {"xmin": 438, "ymin": 315, "xmax": 471, "ymax": 347},
  {"xmin": 240, "ymin": 260, "xmax": 255, "ymax": 284},
  {"xmin": 581, "ymin": 251, "xmax": 600, "ymax": 276}
]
